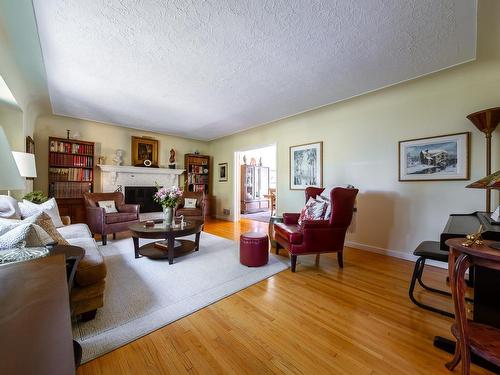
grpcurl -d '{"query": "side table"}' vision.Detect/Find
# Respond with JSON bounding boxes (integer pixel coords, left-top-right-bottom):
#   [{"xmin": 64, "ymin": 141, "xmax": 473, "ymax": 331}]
[
  {"xmin": 268, "ymin": 216, "xmax": 283, "ymax": 247},
  {"xmin": 50, "ymin": 244, "xmax": 85, "ymax": 293},
  {"xmin": 445, "ymin": 238, "xmax": 500, "ymax": 374},
  {"xmin": 49, "ymin": 244, "xmax": 85, "ymax": 368}
]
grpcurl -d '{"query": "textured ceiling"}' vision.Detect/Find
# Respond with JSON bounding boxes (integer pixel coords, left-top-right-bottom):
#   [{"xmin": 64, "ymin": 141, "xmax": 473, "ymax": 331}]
[{"xmin": 33, "ymin": 0, "xmax": 477, "ymax": 140}]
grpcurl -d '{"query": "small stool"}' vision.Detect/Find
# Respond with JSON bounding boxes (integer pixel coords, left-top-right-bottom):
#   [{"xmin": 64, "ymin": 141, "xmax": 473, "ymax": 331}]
[
  {"xmin": 240, "ymin": 232, "xmax": 269, "ymax": 267},
  {"xmin": 408, "ymin": 241, "xmax": 453, "ymax": 317}
]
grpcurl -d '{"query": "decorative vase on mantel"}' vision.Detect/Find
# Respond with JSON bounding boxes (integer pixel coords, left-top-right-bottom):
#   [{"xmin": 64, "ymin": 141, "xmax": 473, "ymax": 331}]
[{"xmin": 163, "ymin": 206, "xmax": 174, "ymax": 227}]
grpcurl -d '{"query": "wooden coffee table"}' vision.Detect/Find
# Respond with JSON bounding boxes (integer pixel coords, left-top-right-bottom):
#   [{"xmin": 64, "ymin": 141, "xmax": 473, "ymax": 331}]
[{"xmin": 129, "ymin": 219, "xmax": 204, "ymax": 264}]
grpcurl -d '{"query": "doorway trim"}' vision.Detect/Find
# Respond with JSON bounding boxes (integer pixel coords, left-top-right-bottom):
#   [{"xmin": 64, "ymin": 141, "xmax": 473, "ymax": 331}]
[{"xmin": 233, "ymin": 143, "xmax": 277, "ymax": 222}]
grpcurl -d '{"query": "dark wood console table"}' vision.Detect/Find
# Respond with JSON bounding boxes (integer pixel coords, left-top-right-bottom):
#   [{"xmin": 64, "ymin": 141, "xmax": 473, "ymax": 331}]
[{"xmin": 0, "ymin": 255, "xmax": 76, "ymax": 375}]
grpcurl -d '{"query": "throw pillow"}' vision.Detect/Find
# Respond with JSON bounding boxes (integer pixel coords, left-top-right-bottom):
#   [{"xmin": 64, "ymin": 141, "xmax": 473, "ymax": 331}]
[
  {"xmin": 97, "ymin": 200, "xmax": 118, "ymax": 213},
  {"xmin": 298, "ymin": 197, "xmax": 327, "ymax": 225},
  {"xmin": 0, "ymin": 214, "xmax": 39, "ymax": 236},
  {"xmin": 0, "ymin": 223, "xmax": 54, "ymax": 249},
  {"xmin": 35, "ymin": 212, "xmax": 69, "ymax": 246},
  {"xmin": 0, "ymin": 195, "xmax": 21, "ymax": 219},
  {"xmin": 316, "ymin": 194, "xmax": 332, "ymax": 220},
  {"xmin": 19, "ymin": 198, "xmax": 64, "ymax": 228},
  {"xmin": 184, "ymin": 198, "xmax": 198, "ymax": 209}
]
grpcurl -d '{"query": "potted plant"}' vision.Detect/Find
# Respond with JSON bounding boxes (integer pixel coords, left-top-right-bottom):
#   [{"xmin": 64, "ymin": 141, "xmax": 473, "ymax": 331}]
[
  {"xmin": 153, "ymin": 185, "xmax": 183, "ymax": 226},
  {"xmin": 22, "ymin": 191, "xmax": 48, "ymax": 204}
]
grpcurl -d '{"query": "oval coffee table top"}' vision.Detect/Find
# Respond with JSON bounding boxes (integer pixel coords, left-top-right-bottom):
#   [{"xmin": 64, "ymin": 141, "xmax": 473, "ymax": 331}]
[{"xmin": 129, "ymin": 219, "xmax": 203, "ymax": 238}]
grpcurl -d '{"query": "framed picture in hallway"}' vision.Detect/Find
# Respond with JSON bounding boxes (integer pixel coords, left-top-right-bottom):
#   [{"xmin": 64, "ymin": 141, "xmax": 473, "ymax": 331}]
[
  {"xmin": 289, "ymin": 141, "xmax": 323, "ymax": 190},
  {"xmin": 398, "ymin": 132, "xmax": 470, "ymax": 181},
  {"xmin": 218, "ymin": 162, "xmax": 228, "ymax": 182}
]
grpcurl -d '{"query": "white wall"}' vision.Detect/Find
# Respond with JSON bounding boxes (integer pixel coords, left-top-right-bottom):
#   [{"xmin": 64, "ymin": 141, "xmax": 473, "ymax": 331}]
[{"xmin": 210, "ymin": 0, "xmax": 500, "ymax": 256}]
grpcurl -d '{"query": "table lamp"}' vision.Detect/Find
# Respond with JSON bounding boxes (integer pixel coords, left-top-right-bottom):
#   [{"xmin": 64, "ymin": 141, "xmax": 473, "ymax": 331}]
[
  {"xmin": 12, "ymin": 151, "xmax": 37, "ymax": 180},
  {"xmin": 0, "ymin": 127, "xmax": 24, "ymax": 195},
  {"xmin": 466, "ymin": 170, "xmax": 500, "ymax": 224}
]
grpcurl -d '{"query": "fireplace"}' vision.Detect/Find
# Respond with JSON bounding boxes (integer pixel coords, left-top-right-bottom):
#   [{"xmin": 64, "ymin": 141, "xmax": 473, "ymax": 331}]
[{"xmin": 125, "ymin": 186, "xmax": 162, "ymax": 213}]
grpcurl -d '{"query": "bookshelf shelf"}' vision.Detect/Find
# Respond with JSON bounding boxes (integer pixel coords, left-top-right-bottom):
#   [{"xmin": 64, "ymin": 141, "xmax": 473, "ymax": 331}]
[
  {"xmin": 184, "ymin": 154, "xmax": 210, "ymax": 194},
  {"xmin": 48, "ymin": 137, "xmax": 95, "ymax": 223}
]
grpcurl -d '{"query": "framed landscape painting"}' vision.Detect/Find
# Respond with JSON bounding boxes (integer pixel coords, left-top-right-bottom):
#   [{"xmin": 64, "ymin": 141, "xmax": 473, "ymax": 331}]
[
  {"xmin": 290, "ymin": 141, "xmax": 323, "ymax": 190},
  {"xmin": 399, "ymin": 132, "xmax": 470, "ymax": 181}
]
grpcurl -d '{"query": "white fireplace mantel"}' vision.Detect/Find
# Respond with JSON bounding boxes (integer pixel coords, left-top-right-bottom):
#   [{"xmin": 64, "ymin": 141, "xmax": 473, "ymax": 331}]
[{"xmin": 97, "ymin": 164, "xmax": 185, "ymax": 192}]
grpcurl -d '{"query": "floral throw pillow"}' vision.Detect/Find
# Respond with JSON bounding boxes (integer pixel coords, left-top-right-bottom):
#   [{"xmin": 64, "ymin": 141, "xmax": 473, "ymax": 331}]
[
  {"xmin": 298, "ymin": 197, "xmax": 327, "ymax": 225},
  {"xmin": 316, "ymin": 194, "xmax": 332, "ymax": 220},
  {"xmin": 184, "ymin": 198, "xmax": 198, "ymax": 209},
  {"xmin": 98, "ymin": 200, "xmax": 118, "ymax": 213}
]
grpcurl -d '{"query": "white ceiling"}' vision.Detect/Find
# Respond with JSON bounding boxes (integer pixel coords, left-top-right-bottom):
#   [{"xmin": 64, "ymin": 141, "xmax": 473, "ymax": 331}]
[{"xmin": 32, "ymin": 0, "xmax": 477, "ymax": 141}]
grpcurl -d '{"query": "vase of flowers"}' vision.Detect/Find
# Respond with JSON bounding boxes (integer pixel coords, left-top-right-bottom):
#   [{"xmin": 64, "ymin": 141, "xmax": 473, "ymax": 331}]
[{"xmin": 153, "ymin": 185, "xmax": 183, "ymax": 226}]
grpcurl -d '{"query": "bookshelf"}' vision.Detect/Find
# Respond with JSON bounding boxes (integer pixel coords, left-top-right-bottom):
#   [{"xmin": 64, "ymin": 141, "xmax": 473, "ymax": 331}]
[
  {"xmin": 48, "ymin": 137, "xmax": 95, "ymax": 223},
  {"xmin": 184, "ymin": 154, "xmax": 210, "ymax": 194}
]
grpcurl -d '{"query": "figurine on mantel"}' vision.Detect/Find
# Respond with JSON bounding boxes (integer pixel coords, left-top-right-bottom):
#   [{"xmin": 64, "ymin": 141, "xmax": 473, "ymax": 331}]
[
  {"xmin": 169, "ymin": 148, "xmax": 176, "ymax": 169},
  {"xmin": 113, "ymin": 149, "xmax": 124, "ymax": 166}
]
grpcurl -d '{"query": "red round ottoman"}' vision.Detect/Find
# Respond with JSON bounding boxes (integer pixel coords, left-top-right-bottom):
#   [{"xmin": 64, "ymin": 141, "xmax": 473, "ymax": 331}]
[{"xmin": 240, "ymin": 232, "xmax": 269, "ymax": 267}]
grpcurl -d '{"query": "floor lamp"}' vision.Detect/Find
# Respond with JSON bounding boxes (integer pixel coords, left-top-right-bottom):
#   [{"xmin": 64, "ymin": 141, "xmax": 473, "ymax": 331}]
[
  {"xmin": 0, "ymin": 127, "xmax": 24, "ymax": 195},
  {"xmin": 466, "ymin": 107, "xmax": 500, "ymax": 212}
]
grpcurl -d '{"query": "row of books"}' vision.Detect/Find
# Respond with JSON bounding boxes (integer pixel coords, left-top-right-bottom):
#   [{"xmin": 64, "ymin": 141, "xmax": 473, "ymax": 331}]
[
  {"xmin": 49, "ymin": 168, "xmax": 93, "ymax": 182},
  {"xmin": 50, "ymin": 140, "xmax": 94, "ymax": 155},
  {"xmin": 49, "ymin": 181, "xmax": 92, "ymax": 199},
  {"xmin": 189, "ymin": 165, "xmax": 208, "ymax": 174},
  {"xmin": 187, "ymin": 174, "xmax": 209, "ymax": 184},
  {"xmin": 49, "ymin": 153, "xmax": 93, "ymax": 167},
  {"xmin": 188, "ymin": 157, "xmax": 208, "ymax": 166},
  {"xmin": 188, "ymin": 184, "xmax": 208, "ymax": 192}
]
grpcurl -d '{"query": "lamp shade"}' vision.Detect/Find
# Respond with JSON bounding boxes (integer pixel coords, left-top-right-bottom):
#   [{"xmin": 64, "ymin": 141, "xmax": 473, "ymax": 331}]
[
  {"xmin": 466, "ymin": 170, "xmax": 500, "ymax": 189},
  {"xmin": 0, "ymin": 127, "xmax": 24, "ymax": 190},
  {"xmin": 12, "ymin": 151, "xmax": 37, "ymax": 178}
]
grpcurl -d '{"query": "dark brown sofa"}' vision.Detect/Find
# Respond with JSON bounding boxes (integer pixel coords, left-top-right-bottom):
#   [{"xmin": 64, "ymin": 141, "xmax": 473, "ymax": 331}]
[{"xmin": 83, "ymin": 192, "xmax": 140, "ymax": 245}]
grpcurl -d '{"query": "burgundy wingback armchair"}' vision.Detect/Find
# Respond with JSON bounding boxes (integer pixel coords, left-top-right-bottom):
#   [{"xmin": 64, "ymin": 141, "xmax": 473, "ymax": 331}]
[
  {"xmin": 83, "ymin": 192, "xmax": 140, "ymax": 245},
  {"xmin": 175, "ymin": 191, "xmax": 205, "ymax": 222},
  {"xmin": 274, "ymin": 186, "xmax": 358, "ymax": 272}
]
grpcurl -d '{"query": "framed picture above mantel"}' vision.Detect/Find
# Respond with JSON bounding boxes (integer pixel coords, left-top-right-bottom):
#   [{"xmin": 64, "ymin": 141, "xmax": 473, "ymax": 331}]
[
  {"xmin": 289, "ymin": 141, "xmax": 323, "ymax": 190},
  {"xmin": 398, "ymin": 132, "xmax": 470, "ymax": 181},
  {"xmin": 131, "ymin": 136, "xmax": 158, "ymax": 167}
]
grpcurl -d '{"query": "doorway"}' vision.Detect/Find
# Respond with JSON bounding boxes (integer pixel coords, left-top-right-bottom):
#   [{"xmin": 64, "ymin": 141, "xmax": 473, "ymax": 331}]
[{"xmin": 234, "ymin": 144, "xmax": 277, "ymax": 223}]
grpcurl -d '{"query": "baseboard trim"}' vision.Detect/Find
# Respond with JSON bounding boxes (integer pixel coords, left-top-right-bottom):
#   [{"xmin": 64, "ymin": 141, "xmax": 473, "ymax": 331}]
[
  {"xmin": 345, "ymin": 241, "xmax": 448, "ymax": 270},
  {"xmin": 215, "ymin": 214, "xmax": 234, "ymax": 222}
]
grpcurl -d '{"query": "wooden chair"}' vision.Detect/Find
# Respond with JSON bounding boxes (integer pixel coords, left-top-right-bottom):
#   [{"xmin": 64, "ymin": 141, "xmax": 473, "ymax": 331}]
[{"xmin": 445, "ymin": 239, "xmax": 500, "ymax": 374}]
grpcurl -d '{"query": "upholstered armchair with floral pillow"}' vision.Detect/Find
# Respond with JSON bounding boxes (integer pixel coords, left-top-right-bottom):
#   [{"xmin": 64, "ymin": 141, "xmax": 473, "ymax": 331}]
[
  {"xmin": 175, "ymin": 191, "xmax": 205, "ymax": 222},
  {"xmin": 274, "ymin": 186, "xmax": 358, "ymax": 272},
  {"xmin": 83, "ymin": 192, "xmax": 139, "ymax": 245}
]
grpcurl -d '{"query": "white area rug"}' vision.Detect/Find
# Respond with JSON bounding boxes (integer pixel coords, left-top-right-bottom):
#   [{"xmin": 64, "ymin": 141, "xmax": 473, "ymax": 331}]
[{"xmin": 73, "ymin": 232, "xmax": 288, "ymax": 363}]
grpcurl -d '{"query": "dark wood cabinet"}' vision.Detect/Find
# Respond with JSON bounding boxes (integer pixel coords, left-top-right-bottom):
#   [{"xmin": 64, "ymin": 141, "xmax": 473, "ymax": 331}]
[
  {"xmin": 48, "ymin": 137, "xmax": 95, "ymax": 223},
  {"xmin": 240, "ymin": 165, "xmax": 270, "ymax": 214},
  {"xmin": 56, "ymin": 198, "xmax": 87, "ymax": 224}
]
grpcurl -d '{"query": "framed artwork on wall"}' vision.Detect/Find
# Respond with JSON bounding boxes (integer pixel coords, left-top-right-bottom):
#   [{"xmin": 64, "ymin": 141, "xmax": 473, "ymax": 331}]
[
  {"xmin": 131, "ymin": 136, "xmax": 158, "ymax": 167},
  {"xmin": 289, "ymin": 141, "xmax": 323, "ymax": 190},
  {"xmin": 26, "ymin": 136, "xmax": 35, "ymax": 154},
  {"xmin": 218, "ymin": 162, "xmax": 228, "ymax": 182},
  {"xmin": 398, "ymin": 132, "xmax": 470, "ymax": 181}
]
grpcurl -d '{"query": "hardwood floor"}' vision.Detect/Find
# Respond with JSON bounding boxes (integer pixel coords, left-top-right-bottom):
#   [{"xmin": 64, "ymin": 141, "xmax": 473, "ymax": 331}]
[{"xmin": 78, "ymin": 219, "xmax": 490, "ymax": 374}]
